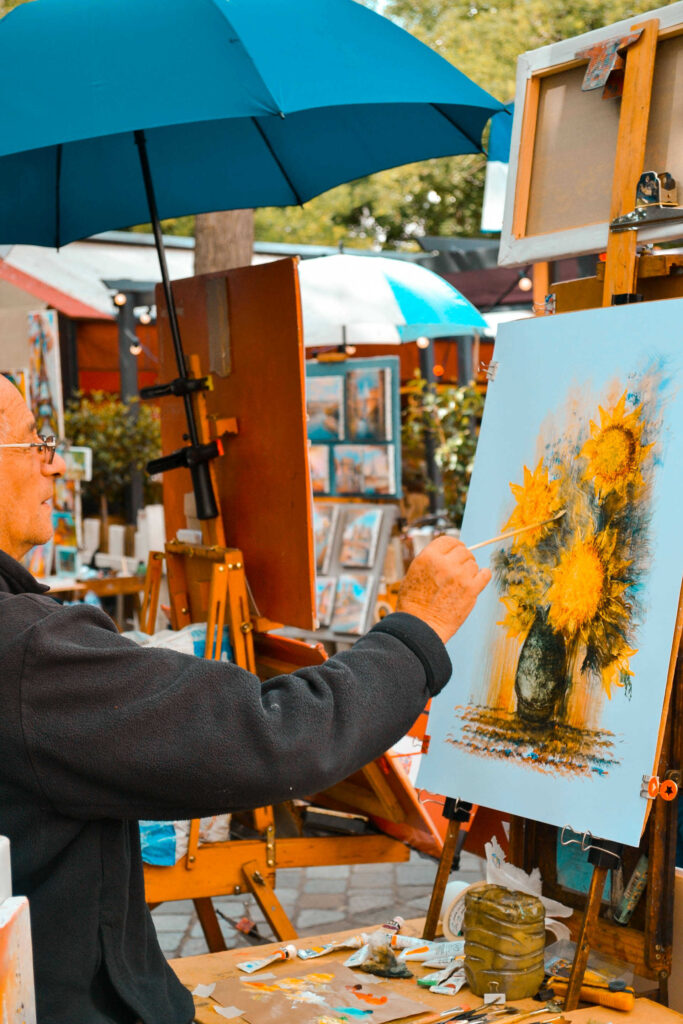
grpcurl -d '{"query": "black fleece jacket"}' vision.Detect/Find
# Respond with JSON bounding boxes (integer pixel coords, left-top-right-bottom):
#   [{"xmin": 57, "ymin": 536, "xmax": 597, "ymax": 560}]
[{"xmin": 0, "ymin": 549, "xmax": 452, "ymax": 1023}]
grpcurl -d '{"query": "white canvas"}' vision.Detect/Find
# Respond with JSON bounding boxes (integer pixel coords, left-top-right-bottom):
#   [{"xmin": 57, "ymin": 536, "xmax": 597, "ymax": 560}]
[{"xmin": 417, "ymin": 299, "xmax": 683, "ymax": 847}]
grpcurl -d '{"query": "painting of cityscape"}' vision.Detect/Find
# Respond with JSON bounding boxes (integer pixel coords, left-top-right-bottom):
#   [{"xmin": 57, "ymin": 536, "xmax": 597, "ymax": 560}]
[
  {"xmin": 313, "ymin": 504, "xmax": 340, "ymax": 575},
  {"xmin": 332, "ymin": 572, "xmax": 373, "ymax": 634},
  {"xmin": 346, "ymin": 367, "xmax": 392, "ymax": 442},
  {"xmin": 417, "ymin": 299, "xmax": 683, "ymax": 846},
  {"xmin": 339, "ymin": 508, "xmax": 382, "ymax": 568},
  {"xmin": 306, "ymin": 375, "xmax": 344, "ymax": 441}
]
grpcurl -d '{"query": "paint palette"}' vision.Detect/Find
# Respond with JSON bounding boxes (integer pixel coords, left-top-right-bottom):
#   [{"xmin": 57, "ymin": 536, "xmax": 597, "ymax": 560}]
[{"xmin": 211, "ymin": 962, "xmax": 427, "ymax": 1023}]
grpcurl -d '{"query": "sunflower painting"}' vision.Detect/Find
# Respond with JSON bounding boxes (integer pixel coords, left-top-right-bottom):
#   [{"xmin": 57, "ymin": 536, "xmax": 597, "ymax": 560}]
[{"xmin": 417, "ymin": 300, "xmax": 683, "ymax": 846}]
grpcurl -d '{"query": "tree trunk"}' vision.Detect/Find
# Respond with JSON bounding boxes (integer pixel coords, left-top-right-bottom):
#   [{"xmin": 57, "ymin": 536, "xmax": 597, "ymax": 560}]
[{"xmin": 194, "ymin": 209, "xmax": 254, "ymax": 275}]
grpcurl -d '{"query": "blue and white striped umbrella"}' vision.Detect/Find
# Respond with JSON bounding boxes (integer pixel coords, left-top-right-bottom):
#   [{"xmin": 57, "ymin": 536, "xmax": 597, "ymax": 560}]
[{"xmin": 298, "ymin": 254, "xmax": 487, "ymax": 347}]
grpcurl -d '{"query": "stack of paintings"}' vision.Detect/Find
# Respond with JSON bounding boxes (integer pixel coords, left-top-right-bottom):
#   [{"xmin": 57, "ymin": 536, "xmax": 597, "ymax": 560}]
[
  {"xmin": 311, "ymin": 502, "xmax": 392, "ymax": 635},
  {"xmin": 306, "ymin": 357, "xmax": 400, "ymax": 498}
]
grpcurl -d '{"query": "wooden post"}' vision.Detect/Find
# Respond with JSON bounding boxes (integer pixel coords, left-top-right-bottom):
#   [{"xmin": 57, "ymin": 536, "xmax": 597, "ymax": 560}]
[
  {"xmin": 601, "ymin": 19, "xmax": 659, "ymax": 306},
  {"xmin": 422, "ymin": 799, "xmax": 472, "ymax": 941}
]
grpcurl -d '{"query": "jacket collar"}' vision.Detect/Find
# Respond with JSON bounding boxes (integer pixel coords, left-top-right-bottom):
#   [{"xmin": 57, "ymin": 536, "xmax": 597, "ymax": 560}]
[{"xmin": 0, "ymin": 549, "xmax": 50, "ymax": 595}]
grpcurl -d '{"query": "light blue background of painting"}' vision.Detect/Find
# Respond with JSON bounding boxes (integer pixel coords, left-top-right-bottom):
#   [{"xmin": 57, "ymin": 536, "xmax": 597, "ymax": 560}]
[{"xmin": 417, "ymin": 299, "xmax": 683, "ymax": 848}]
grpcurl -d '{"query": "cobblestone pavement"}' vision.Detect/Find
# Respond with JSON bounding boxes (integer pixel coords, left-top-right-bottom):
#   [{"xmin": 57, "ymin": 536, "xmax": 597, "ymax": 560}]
[{"xmin": 152, "ymin": 849, "xmax": 486, "ymax": 959}]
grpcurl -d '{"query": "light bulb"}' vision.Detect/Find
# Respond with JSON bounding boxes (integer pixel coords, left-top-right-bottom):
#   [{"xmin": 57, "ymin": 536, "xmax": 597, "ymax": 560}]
[
  {"xmin": 113, "ymin": 291, "xmax": 127, "ymax": 307},
  {"xmin": 129, "ymin": 343, "xmax": 142, "ymax": 356},
  {"xmin": 416, "ymin": 336, "xmax": 430, "ymax": 349},
  {"xmin": 518, "ymin": 275, "xmax": 533, "ymax": 292},
  {"xmin": 345, "ymin": 345, "xmax": 357, "ymax": 355},
  {"xmin": 433, "ymin": 364, "xmax": 445, "ymax": 377},
  {"xmin": 139, "ymin": 310, "xmax": 152, "ymax": 325}
]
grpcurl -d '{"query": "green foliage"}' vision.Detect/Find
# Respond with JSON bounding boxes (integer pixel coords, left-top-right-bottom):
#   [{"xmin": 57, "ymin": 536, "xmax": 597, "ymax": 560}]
[
  {"xmin": 401, "ymin": 372, "xmax": 484, "ymax": 526},
  {"xmin": 64, "ymin": 392, "xmax": 162, "ymax": 516}
]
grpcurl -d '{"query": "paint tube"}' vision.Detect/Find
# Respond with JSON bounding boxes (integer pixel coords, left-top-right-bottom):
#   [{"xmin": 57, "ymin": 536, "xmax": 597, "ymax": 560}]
[
  {"xmin": 399, "ymin": 940, "xmax": 465, "ymax": 962},
  {"xmin": 389, "ymin": 933, "xmax": 432, "ymax": 950},
  {"xmin": 614, "ymin": 854, "xmax": 648, "ymax": 925},
  {"xmin": 297, "ymin": 934, "xmax": 369, "ymax": 960},
  {"xmin": 417, "ymin": 959, "xmax": 466, "ymax": 989},
  {"xmin": 344, "ymin": 944, "xmax": 370, "ymax": 968},
  {"xmin": 378, "ymin": 915, "xmax": 405, "ymax": 935},
  {"xmin": 431, "ymin": 975, "xmax": 467, "ymax": 997},
  {"xmin": 236, "ymin": 944, "xmax": 297, "ymax": 973}
]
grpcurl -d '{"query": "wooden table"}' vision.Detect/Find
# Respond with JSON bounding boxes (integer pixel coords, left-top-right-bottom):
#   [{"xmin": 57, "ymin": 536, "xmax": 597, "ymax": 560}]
[
  {"xmin": 170, "ymin": 919, "xmax": 683, "ymax": 1024},
  {"xmin": 40, "ymin": 574, "xmax": 145, "ymax": 629}
]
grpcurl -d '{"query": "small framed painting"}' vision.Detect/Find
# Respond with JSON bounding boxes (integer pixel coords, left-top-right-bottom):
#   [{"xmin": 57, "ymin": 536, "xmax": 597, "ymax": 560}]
[
  {"xmin": 306, "ymin": 375, "xmax": 344, "ymax": 441},
  {"xmin": 346, "ymin": 367, "xmax": 392, "ymax": 442},
  {"xmin": 333, "ymin": 445, "xmax": 364, "ymax": 494},
  {"xmin": 62, "ymin": 446, "xmax": 93, "ymax": 482},
  {"xmin": 332, "ymin": 572, "xmax": 373, "ymax": 635},
  {"xmin": 363, "ymin": 445, "xmax": 395, "ymax": 495},
  {"xmin": 54, "ymin": 545, "xmax": 79, "ymax": 577},
  {"xmin": 309, "ymin": 444, "xmax": 330, "ymax": 495},
  {"xmin": 315, "ymin": 575, "xmax": 337, "ymax": 628},
  {"xmin": 339, "ymin": 507, "xmax": 382, "ymax": 569},
  {"xmin": 313, "ymin": 503, "xmax": 339, "ymax": 575}
]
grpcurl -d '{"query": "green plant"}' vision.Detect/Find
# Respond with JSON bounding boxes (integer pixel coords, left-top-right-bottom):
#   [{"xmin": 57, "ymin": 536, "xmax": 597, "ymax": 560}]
[
  {"xmin": 401, "ymin": 371, "xmax": 484, "ymax": 527},
  {"xmin": 64, "ymin": 391, "xmax": 162, "ymax": 521}
]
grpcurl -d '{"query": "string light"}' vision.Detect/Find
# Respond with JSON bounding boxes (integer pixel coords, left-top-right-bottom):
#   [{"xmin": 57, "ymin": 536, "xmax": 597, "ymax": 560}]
[
  {"xmin": 129, "ymin": 343, "xmax": 142, "ymax": 356},
  {"xmin": 518, "ymin": 275, "xmax": 533, "ymax": 292},
  {"xmin": 113, "ymin": 291, "xmax": 127, "ymax": 307},
  {"xmin": 416, "ymin": 336, "xmax": 430, "ymax": 349},
  {"xmin": 345, "ymin": 344, "xmax": 357, "ymax": 355},
  {"xmin": 138, "ymin": 308, "xmax": 152, "ymax": 325}
]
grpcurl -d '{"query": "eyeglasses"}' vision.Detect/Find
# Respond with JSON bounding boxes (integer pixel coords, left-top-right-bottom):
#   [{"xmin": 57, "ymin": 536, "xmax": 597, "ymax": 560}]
[{"xmin": 0, "ymin": 435, "xmax": 58, "ymax": 464}]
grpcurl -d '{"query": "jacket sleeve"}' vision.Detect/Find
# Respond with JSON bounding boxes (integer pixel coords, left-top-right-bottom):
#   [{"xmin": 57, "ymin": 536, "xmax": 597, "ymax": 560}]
[{"xmin": 18, "ymin": 598, "xmax": 452, "ymax": 821}]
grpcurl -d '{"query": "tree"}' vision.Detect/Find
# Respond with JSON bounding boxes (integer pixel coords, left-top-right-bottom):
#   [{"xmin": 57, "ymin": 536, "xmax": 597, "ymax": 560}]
[
  {"xmin": 402, "ymin": 373, "xmax": 484, "ymax": 527},
  {"xmin": 194, "ymin": 209, "xmax": 254, "ymax": 275},
  {"xmin": 64, "ymin": 392, "xmax": 162, "ymax": 525},
  {"xmin": 258, "ymin": 0, "xmax": 664, "ymax": 246}
]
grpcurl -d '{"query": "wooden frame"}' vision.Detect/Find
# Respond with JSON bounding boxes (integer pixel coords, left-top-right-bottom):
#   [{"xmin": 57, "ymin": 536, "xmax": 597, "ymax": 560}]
[{"xmin": 500, "ymin": 2, "xmax": 683, "ymax": 267}]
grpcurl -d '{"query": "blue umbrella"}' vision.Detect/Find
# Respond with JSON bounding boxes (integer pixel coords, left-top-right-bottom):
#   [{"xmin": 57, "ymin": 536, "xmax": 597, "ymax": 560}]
[
  {"xmin": 0, "ymin": 0, "xmax": 502, "ymax": 247},
  {"xmin": 0, "ymin": 0, "xmax": 502, "ymax": 517},
  {"xmin": 298, "ymin": 254, "xmax": 487, "ymax": 346}
]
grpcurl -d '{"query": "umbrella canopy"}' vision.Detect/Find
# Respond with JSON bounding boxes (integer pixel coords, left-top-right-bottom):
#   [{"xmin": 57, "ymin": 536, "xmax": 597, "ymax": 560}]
[
  {"xmin": 0, "ymin": 0, "xmax": 502, "ymax": 247},
  {"xmin": 298, "ymin": 254, "xmax": 487, "ymax": 346}
]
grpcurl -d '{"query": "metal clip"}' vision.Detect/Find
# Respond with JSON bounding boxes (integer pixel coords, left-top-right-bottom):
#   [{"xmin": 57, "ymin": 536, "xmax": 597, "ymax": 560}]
[
  {"xmin": 478, "ymin": 360, "xmax": 498, "ymax": 381},
  {"xmin": 641, "ymin": 774, "xmax": 660, "ymax": 800},
  {"xmin": 559, "ymin": 826, "xmax": 618, "ymax": 858}
]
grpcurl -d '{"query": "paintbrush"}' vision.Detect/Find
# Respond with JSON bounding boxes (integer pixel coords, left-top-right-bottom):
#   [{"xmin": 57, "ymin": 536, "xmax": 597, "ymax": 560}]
[{"xmin": 468, "ymin": 510, "xmax": 566, "ymax": 553}]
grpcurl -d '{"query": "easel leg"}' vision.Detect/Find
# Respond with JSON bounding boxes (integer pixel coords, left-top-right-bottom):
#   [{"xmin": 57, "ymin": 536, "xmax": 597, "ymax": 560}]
[
  {"xmin": 422, "ymin": 819, "xmax": 461, "ymax": 940},
  {"xmin": 422, "ymin": 799, "xmax": 472, "ymax": 941},
  {"xmin": 241, "ymin": 859, "xmax": 298, "ymax": 942},
  {"xmin": 563, "ymin": 863, "xmax": 609, "ymax": 1011},
  {"xmin": 193, "ymin": 897, "xmax": 228, "ymax": 953}
]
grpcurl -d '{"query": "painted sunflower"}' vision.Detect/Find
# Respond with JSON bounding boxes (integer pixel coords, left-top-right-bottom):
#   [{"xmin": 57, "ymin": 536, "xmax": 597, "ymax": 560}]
[
  {"xmin": 502, "ymin": 460, "xmax": 563, "ymax": 551},
  {"xmin": 579, "ymin": 391, "xmax": 654, "ymax": 500},
  {"xmin": 546, "ymin": 526, "xmax": 634, "ymax": 693}
]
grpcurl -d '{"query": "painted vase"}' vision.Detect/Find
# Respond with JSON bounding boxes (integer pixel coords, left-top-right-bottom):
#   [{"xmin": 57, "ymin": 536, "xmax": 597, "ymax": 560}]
[{"xmin": 514, "ymin": 609, "xmax": 568, "ymax": 724}]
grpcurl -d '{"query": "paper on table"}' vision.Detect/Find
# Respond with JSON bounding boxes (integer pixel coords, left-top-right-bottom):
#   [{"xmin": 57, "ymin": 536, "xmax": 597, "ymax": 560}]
[{"xmin": 212, "ymin": 962, "xmax": 427, "ymax": 1024}]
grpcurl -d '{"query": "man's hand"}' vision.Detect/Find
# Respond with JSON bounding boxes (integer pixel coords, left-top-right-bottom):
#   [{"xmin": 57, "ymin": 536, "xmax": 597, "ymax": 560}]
[{"xmin": 396, "ymin": 535, "xmax": 491, "ymax": 644}]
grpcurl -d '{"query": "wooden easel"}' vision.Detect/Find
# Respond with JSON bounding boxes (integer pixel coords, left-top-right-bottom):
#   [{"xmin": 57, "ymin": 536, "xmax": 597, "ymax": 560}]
[
  {"xmin": 140, "ymin": 258, "xmax": 445, "ymax": 952},
  {"xmin": 423, "ymin": 14, "xmax": 683, "ymax": 1008}
]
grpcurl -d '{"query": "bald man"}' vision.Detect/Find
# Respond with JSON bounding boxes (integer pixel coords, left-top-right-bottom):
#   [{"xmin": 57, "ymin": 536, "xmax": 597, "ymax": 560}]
[{"xmin": 0, "ymin": 374, "xmax": 490, "ymax": 1024}]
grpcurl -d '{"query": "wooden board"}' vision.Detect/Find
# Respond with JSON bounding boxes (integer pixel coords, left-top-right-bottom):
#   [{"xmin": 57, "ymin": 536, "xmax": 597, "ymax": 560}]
[
  {"xmin": 170, "ymin": 918, "xmax": 683, "ymax": 1024},
  {"xmin": 156, "ymin": 258, "xmax": 315, "ymax": 630},
  {"xmin": 500, "ymin": 4, "xmax": 683, "ymax": 265}
]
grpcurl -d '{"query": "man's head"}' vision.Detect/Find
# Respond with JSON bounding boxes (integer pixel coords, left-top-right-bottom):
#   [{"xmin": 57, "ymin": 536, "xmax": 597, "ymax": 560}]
[{"xmin": 0, "ymin": 374, "xmax": 66, "ymax": 560}]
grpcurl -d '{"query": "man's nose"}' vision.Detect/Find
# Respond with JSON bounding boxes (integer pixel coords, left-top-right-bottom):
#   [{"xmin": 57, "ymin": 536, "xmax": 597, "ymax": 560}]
[{"xmin": 43, "ymin": 451, "xmax": 67, "ymax": 476}]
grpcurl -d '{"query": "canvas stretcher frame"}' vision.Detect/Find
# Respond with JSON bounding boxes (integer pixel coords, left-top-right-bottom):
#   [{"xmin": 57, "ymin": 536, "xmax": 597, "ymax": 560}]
[{"xmin": 499, "ymin": 2, "xmax": 683, "ymax": 267}]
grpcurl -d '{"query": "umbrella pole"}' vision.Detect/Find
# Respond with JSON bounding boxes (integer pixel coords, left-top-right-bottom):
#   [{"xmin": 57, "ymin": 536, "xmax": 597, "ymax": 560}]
[{"xmin": 134, "ymin": 130, "xmax": 218, "ymax": 520}]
